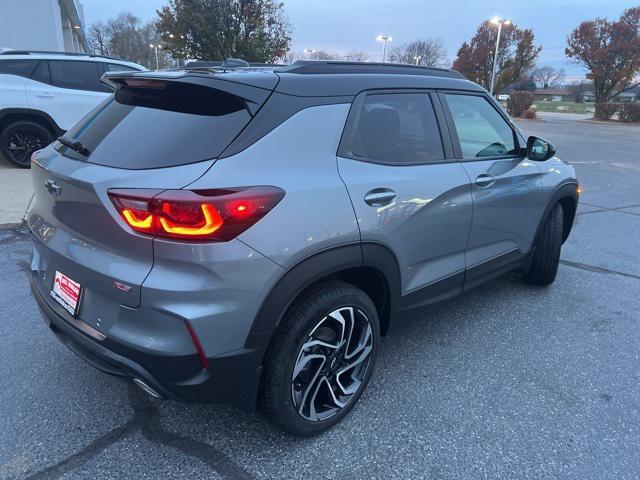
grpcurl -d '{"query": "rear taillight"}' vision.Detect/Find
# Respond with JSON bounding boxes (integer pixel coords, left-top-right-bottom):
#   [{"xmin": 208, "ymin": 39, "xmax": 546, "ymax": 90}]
[{"xmin": 108, "ymin": 187, "xmax": 285, "ymax": 241}]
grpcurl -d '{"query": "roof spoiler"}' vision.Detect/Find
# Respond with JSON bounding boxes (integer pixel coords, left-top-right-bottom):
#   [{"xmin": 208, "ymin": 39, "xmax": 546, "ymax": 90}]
[{"xmin": 100, "ymin": 71, "xmax": 274, "ymax": 115}]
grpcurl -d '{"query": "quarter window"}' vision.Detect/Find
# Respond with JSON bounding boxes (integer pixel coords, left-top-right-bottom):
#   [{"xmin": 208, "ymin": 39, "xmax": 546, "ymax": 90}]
[
  {"xmin": 350, "ymin": 93, "xmax": 444, "ymax": 164},
  {"xmin": 444, "ymin": 94, "xmax": 518, "ymax": 159},
  {"xmin": 49, "ymin": 61, "xmax": 103, "ymax": 92}
]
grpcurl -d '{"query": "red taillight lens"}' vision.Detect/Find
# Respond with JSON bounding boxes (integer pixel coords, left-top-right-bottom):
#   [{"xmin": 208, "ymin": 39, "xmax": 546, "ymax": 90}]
[{"xmin": 108, "ymin": 187, "xmax": 285, "ymax": 241}]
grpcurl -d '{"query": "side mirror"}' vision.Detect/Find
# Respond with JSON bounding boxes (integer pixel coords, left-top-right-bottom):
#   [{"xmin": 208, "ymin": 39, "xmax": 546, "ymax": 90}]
[{"xmin": 526, "ymin": 136, "xmax": 556, "ymax": 161}]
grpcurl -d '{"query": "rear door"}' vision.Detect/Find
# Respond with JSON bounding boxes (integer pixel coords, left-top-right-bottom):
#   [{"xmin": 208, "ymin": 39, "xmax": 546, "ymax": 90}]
[
  {"xmin": 29, "ymin": 76, "xmax": 268, "ymax": 329},
  {"xmin": 337, "ymin": 90, "xmax": 473, "ymax": 305},
  {"xmin": 439, "ymin": 91, "xmax": 543, "ymax": 289},
  {"xmin": 26, "ymin": 60, "xmax": 109, "ymax": 130}
]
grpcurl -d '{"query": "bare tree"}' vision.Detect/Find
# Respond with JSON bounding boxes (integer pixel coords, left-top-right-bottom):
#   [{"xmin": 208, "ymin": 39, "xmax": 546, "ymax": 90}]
[
  {"xmin": 345, "ymin": 50, "xmax": 369, "ymax": 62},
  {"xmin": 86, "ymin": 12, "xmax": 172, "ymax": 69},
  {"xmin": 532, "ymin": 66, "xmax": 566, "ymax": 89},
  {"xmin": 307, "ymin": 50, "xmax": 341, "ymax": 60},
  {"xmin": 283, "ymin": 50, "xmax": 342, "ymax": 62},
  {"xmin": 87, "ymin": 22, "xmax": 110, "ymax": 55},
  {"xmin": 388, "ymin": 38, "xmax": 447, "ymax": 66}
]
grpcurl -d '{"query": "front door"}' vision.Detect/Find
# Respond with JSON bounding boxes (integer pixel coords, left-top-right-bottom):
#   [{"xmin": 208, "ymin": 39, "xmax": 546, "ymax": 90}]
[{"xmin": 440, "ymin": 92, "xmax": 544, "ymax": 289}]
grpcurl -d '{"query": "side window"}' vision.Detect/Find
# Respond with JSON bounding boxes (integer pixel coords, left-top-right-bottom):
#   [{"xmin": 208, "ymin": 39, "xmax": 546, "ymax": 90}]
[
  {"xmin": 30, "ymin": 61, "xmax": 52, "ymax": 85},
  {"xmin": 105, "ymin": 63, "xmax": 138, "ymax": 72},
  {"xmin": 0, "ymin": 60, "xmax": 38, "ymax": 78},
  {"xmin": 49, "ymin": 61, "xmax": 103, "ymax": 92},
  {"xmin": 349, "ymin": 93, "xmax": 444, "ymax": 164},
  {"xmin": 444, "ymin": 94, "xmax": 518, "ymax": 159}
]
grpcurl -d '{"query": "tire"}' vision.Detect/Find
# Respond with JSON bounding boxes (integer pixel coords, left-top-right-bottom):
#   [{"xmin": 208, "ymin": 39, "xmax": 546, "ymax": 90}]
[
  {"xmin": 524, "ymin": 203, "xmax": 564, "ymax": 286},
  {"xmin": 0, "ymin": 120, "xmax": 54, "ymax": 168},
  {"xmin": 261, "ymin": 281, "xmax": 380, "ymax": 436}
]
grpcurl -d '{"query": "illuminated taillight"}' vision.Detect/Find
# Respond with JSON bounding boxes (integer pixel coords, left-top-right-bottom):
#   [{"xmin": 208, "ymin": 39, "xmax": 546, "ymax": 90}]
[{"xmin": 108, "ymin": 187, "xmax": 284, "ymax": 241}]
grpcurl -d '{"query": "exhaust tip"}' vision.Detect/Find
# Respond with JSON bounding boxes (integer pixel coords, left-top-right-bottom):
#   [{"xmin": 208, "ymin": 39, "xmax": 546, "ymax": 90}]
[{"xmin": 133, "ymin": 378, "xmax": 162, "ymax": 398}]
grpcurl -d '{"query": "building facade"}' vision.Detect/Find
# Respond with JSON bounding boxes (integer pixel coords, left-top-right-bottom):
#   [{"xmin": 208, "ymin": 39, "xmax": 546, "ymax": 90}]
[{"xmin": 0, "ymin": 0, "xmax": 88, "ymax": 53}]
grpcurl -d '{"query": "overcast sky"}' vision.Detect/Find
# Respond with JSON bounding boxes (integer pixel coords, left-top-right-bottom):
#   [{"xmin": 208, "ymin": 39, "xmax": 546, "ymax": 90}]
[{"xmin": 81, "ymin": 0, "xmax": 636, "ymax": 80}]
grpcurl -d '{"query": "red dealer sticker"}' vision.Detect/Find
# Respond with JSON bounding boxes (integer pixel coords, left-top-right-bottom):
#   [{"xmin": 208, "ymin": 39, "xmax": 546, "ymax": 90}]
[{"xmin": 50, "ymin": 271, "xmax": 82, "ymax": 316}]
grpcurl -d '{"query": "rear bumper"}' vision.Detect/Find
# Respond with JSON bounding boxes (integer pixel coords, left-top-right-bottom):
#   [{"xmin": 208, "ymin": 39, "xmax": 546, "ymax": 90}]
[{"xmin": 30, "ymin": 274, "xmax": 264, "ymax": 409}]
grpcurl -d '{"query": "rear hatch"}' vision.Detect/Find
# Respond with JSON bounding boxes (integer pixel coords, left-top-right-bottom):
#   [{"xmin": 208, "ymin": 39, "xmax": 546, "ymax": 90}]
[{"xmin": 29, "ymin": 70, "xmax": 276, "ymax": 325}]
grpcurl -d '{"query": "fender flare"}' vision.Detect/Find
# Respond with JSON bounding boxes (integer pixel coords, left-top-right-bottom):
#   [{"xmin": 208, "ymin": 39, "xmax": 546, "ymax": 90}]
[
  {"xmin": 0, "ymin": 108, "xmax": 64, "ymax": 136},
  {"xmin": 535, "ymin": 182, "xmax": 579, "ymax": 245},
  {"xmin": 245, "ymin": 242, "xmax": 402, "ymax": 351}
]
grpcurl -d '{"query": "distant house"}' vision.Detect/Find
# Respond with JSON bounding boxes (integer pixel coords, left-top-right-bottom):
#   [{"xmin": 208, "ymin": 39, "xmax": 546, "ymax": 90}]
[
  {"xmin": 612, "ymin": 92, "xmax": 637, "ymax": 103},
  {"xmin": 581, "ymin": 91, "xmax": 637, "ymax": 103},
  {"xmin": 533, "ymin": 88, "xmax": 574, "ymax": 102}
]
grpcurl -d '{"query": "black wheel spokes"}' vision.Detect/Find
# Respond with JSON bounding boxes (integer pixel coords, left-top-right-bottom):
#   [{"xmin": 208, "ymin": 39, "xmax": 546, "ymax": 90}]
[
  {"xmin": 7, "ymin": 131, "xmax": 45, "ymax": 165},
  {"xmin": 291, "ymin": 307, "xmax": 374, "ymax": 422}
]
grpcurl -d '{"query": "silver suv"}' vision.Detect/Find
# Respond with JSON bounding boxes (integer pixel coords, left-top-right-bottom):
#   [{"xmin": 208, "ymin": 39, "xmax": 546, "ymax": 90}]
[{"xmin": 28, "ymin": 61, "xmax": 579, "ymax": 435}]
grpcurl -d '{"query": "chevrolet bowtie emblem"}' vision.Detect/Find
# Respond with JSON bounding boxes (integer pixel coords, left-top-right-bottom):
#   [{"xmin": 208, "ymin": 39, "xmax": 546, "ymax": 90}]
[{"xmin": 44, "ymin": 179, "xmax": 62, "ymax": 196}]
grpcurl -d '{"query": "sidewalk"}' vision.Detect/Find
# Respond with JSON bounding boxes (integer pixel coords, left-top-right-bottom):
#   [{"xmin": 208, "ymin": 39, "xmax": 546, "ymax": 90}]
[{"xmin": 0, "ymin": 157, "xmax": 33, "ymax": 226}]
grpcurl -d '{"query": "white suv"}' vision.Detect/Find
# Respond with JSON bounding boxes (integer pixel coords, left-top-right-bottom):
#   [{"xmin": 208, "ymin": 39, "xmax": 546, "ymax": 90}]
[{"xmin": 0, "ymin": 50, "xmax": 145, "ymax": 167}]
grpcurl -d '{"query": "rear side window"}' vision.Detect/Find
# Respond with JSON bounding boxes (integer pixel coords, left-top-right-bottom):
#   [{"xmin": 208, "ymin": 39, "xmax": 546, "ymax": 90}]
[
  {"xmin": 105, "ymin": 63, "xmax": 139, "ymax": 72},
  {"xmin": 0, "ymin": 60, "xmax": 37, "ymax": 78},
  {"xmin": 347, "ymin": 93, "xmax": 444, "ymax": 164},
  {"xmin": 59, "ymin": 81, "xmax": 253, "ymax": 169},
  {"xmin": 49, "ymin": 60, "xmax": 103, "ymax": 92},
  {"xmin": 444, "ymin": 94, "xmax": 518, "ymax": 159}
]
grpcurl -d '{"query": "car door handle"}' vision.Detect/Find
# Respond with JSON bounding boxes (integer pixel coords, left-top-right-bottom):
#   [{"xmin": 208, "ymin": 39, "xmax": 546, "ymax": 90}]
[
  {"xmin": 475, "ymin": 174, "xmax": 496, "ymax": 188},
  {"xmin": 35, "ymin": 92, "xmax": 55, "ymax": 98},
  {"xmin": 364, "ymin": 188, "xmax": 397, "ymax": 207}
]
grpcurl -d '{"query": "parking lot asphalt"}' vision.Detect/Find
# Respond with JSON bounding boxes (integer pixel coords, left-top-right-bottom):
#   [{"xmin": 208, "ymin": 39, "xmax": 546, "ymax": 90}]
[{"xmin": 1, "ymin": 118, "xmax": 639, "ymax": 480}]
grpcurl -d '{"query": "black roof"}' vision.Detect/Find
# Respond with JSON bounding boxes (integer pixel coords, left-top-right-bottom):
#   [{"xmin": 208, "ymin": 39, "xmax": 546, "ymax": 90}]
[
  {"xmin": 273, "ymin": 61, "xmax": 479, "ymax": 97},
  {"xmin": 276, "ymin": 60, "xmax": 463, "ymax": 78},
  {"xmin": 106, "ymin": 59, "xmax": 481, "ymax": 97}
]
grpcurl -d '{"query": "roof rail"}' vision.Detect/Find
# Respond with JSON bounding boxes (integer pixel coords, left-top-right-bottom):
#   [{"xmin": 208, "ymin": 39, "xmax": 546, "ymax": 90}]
[
  {"xmin": 277, "ymin": 60, "xmax": 464, "ymax": 79},
  {"xmin": 0, "ymin": 50, "xmax": 128, "ymax": 62},
  {"xmin": 184, "ymin": 59, "xmax": 286, "ymax": 70}
]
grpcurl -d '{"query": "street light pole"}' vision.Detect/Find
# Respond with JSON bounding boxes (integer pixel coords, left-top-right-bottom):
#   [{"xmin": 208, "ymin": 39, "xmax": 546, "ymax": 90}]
[
  {"xmin": 489, "ymin": 17, "xmax": 511, "ymax": 96},
  {"xmin": 376, "ymin": 35, "xmax": 392, "ymax": 62},
  {"xmin": 149, "ymin": 44, "xmax": 159, "ymax": 70},
  {"xmin": 414, "ymin": 55, "xmax": 422, "ymax": 65}
]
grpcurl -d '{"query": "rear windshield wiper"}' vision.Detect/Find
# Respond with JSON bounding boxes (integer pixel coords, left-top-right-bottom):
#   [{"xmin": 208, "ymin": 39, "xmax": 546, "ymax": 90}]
[{"xmin": 57, "ymin": 136, "xmax": 91, "ymax": 156}]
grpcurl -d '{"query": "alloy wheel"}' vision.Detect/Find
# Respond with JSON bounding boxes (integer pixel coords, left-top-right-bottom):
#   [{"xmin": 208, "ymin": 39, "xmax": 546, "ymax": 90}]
[
  {"xmin": 291, "ymin": 306, "xmax": 374, "ymax": 422},
  {"xmin": 6, "ymin": 129, "xmax": 48, "ymax": 166}
]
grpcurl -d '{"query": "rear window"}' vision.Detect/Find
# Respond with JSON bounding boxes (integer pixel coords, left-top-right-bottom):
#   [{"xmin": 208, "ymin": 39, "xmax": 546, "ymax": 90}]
[
  {"xmin": 59, "ymin": 81, "xmax": 252, "ymax": 169},
  {"xmin": 0, "ymin": 59, "xmax": 38, "ymax": 78}
]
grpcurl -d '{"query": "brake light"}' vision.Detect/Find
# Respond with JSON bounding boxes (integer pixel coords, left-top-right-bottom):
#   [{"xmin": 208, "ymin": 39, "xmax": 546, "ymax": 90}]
[{"xmin": 108, "ymin": 187, "xmax": 284, "ymax": 241}]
